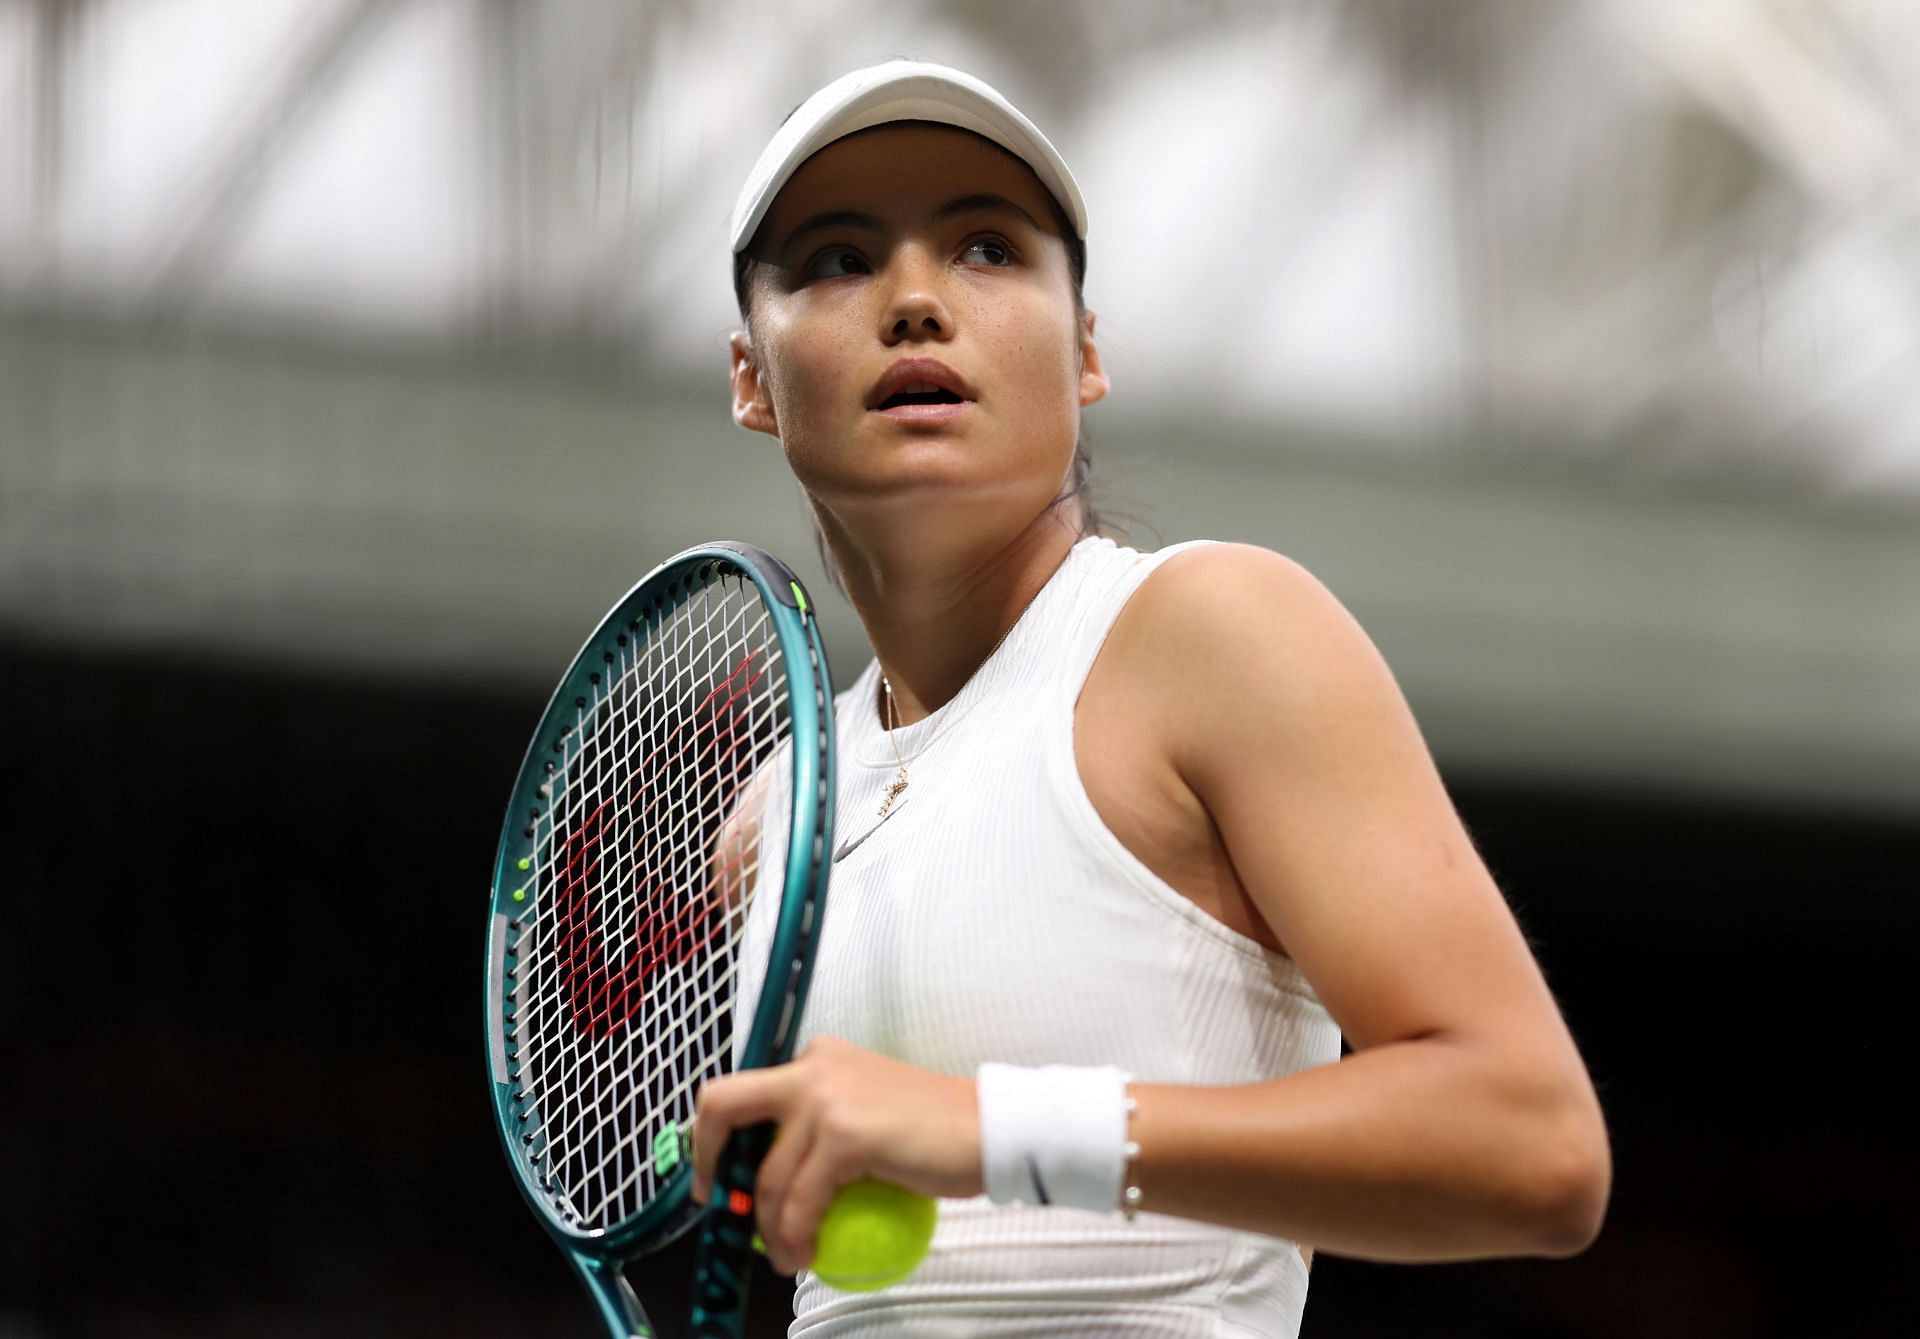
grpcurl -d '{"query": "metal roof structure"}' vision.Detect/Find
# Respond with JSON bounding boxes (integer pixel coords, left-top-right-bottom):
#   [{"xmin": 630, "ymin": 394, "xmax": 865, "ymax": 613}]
[{"xmin": 2, "ymin": 0, "xmax": 1915, "ymax": 493}]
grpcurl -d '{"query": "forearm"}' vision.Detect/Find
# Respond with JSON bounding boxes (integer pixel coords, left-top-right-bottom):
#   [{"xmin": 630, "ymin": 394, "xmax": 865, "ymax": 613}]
[{"xmin": 1129, "ymin": 1036, "xmax": 1610, "ymax": 1262}]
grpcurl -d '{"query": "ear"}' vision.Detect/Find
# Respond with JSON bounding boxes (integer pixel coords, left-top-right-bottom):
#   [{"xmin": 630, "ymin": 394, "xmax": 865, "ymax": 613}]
[
  {"xmin": 729, "ymin": 331, "xmax": 779, "ymax": 437},
  {"xmin": 1077, "ymin": 309, "xmax": 1110, "ymax": 409}
]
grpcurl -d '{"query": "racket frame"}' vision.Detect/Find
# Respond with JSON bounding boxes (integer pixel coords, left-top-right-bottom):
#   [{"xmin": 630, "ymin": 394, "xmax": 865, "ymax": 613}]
[{"xmin": 483, "ymin": 541, "xmax": 835, "ymax": 1337}]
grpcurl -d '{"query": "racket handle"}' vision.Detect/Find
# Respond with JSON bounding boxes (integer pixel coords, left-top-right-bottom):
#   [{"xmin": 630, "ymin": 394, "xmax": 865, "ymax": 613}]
[{"xmin": 687, "ymin": 1122, "xmax": 774, "ymax": 1338}]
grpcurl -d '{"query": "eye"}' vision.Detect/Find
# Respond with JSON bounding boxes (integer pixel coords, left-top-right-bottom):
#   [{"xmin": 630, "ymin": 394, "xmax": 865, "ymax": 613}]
[
  {"xmin": 805, "ymin": 246, "xmax": 870, "ymax": 280},
  {"xmin": 961, "ymin": 237, "xmax": 1015, "ymax": 267}
]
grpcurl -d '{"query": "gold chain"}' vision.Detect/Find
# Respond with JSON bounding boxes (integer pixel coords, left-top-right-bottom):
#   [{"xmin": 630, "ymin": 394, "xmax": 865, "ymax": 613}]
[{"xmin": 876, "ymin": 613, "xmax": 1022, "ymax": 816}]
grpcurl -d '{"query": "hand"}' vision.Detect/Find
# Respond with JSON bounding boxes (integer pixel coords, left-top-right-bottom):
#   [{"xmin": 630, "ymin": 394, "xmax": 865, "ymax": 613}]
[{"xmin": 690, "ymin": 1036, "xmax": 981, "ymax": 1274}]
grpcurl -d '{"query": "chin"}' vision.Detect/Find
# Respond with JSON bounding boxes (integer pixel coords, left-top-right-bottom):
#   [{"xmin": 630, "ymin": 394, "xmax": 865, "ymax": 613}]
[{"xmin": 809, "ymin": 462, "xmax": 1064, "ymax": 535}]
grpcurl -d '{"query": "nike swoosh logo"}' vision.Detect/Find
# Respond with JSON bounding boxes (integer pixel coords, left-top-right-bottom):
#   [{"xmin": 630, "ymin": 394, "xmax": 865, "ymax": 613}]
[
  {"xmin": 1026, "ymin": 1155, "xmax": 1051, "ymax": 1205},
  {"xmin": 832, "ymin": 796, "xmax": 907, "ymax": 863}
]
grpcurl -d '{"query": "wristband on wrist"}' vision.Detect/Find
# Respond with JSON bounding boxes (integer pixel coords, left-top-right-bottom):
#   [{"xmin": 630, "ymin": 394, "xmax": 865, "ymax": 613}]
[{"xmin": 976, "ymin": 1062, "xmax": 1136, "ymax": 1213}]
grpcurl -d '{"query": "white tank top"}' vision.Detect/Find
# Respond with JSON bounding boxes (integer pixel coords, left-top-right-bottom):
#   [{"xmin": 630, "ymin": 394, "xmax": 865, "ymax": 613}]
[{"xmin": 780, "ymin": 537, "xmax": 1342, "ymax": 1337}]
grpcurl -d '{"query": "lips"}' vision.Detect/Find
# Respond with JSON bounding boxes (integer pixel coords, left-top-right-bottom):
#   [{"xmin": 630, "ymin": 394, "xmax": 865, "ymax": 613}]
[{"xmin": 866, "ymin": 358, "xmax": 977, "ymax": 411}]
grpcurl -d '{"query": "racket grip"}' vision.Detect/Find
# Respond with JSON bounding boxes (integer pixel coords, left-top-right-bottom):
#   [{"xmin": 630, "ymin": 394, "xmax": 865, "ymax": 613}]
[{"xmin": 688, "ymin": 1121, "xmax": 774, "ymax": 1338}]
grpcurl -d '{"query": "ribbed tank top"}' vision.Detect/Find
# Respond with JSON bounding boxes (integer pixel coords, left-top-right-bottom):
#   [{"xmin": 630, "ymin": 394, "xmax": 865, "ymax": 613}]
[{"xmin": 777, "ymin": 537, "xmax": 1342, "ymax": 1337}]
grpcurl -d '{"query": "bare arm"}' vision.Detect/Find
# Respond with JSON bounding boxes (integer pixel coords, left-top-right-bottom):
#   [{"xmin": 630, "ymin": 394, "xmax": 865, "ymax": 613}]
[{"xmin": 1117, "ymin": 544, "xmax": 1610, "ymax": 1260}]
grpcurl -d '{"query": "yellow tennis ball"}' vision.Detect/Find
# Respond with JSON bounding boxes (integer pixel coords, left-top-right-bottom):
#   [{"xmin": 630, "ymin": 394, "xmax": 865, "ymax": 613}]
[{"xmin": 811, "ymin": 1179, "xmax": 937, "ymax": 1292}]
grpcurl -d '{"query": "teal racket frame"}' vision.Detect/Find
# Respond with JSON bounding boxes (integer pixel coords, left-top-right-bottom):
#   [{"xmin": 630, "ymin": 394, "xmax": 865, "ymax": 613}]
[{"xmin": 483, "ymin": 541, "xmax": 835, "ymax": 1338}]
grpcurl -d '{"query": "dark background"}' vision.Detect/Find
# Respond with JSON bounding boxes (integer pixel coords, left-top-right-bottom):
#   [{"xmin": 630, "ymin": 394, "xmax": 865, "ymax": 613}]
[{"xmin": 6, "ymin": 635, "xmax": 1912, "ymax": 1338}]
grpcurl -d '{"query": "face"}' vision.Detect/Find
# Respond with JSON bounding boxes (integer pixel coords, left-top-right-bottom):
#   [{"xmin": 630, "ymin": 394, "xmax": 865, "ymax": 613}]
[{"xmin": 729, "ymin": 124, "xmax": 1107, "ymax": 534}]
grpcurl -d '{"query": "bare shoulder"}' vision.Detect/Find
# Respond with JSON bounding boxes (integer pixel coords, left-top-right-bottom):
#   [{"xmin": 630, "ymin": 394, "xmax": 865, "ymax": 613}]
[
  {"xmin": 1113, "ymin": 543, "xmax": 1533, "ymax": 1049},
  {"xmin": 1120, "ymin": 543, "xmax": 1368, "ymax": 651},
  {"xmin": 1104, "ymin": 542, "xmax": 1400, "ymax": 745},
  {"xmin": 1073, "ymin": 545, "xmax": 1352, "ymax": 952},
  {"xmin": 1130, "ymin": 541, "xmax": 1329, "ymax": 612}
]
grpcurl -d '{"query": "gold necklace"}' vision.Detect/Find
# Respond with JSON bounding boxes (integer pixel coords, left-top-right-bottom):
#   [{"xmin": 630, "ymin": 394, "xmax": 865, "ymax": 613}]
[{"xmin": 876, "ymin": 615, "xmax": 1022, "ymax": 817}]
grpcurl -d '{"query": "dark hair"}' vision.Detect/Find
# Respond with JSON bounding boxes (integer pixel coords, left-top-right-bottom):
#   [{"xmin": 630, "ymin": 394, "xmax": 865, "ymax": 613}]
[{"xmin": 731, "ymin": 134, "xmax": 1102, "ymax": 548}]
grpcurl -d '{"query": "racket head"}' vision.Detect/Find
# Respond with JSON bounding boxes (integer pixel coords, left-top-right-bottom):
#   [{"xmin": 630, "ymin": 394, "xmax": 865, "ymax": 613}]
[{"xmin": 484, "ymin": 541, "xmax": 835, "ymax": 1260}]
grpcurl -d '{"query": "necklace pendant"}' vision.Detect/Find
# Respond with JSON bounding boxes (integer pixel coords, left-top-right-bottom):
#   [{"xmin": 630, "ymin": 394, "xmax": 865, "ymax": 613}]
[{"xmin": 878, "ymin": 768, "xmax": 909, "ymax": 817}]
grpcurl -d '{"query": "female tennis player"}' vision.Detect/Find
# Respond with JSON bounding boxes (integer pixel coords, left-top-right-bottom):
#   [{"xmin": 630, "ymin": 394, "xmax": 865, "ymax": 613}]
[{"xmin": 692, "ymin": 61, "xmax": 1610, "ymax": 1336}]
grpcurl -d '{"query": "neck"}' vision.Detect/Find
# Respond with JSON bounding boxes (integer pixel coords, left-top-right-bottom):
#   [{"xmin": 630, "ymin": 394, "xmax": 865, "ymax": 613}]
[{"xmin": 817, "ymin": 500, "xmax": 1084, "ymax": 726}]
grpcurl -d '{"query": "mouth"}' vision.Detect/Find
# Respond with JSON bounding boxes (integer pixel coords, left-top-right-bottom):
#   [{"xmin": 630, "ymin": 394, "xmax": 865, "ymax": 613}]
[
  {"xmin": 870, "ymin": 387, "xmax": 973, "ymax": 425},
  {"xmin": 865, "ymin": 359, "xmax": 977, "ymax": 424},
  {"xmin": 875, "ymin": 386, "xmax": 967, "ymax": 410}
]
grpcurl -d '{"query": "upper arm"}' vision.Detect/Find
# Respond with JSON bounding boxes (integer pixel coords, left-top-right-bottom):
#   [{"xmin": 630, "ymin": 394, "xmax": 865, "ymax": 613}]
[{"xmin": 1124, "ymin": 545, "xmax": 1580, "ymax": 1070}]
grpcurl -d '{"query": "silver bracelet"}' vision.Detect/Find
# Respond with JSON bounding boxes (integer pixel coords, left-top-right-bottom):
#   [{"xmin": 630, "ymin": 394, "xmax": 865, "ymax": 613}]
[{"xmin": 1121, "ymin": 1087, "xmax": 1142, "ymax": 1219}]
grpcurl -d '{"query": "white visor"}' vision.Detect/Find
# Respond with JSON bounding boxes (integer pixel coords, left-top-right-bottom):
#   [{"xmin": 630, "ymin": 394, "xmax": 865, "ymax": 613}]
[{"xmin": 728, "ymin": 60, "xmax": 1087, "ymax": 256}]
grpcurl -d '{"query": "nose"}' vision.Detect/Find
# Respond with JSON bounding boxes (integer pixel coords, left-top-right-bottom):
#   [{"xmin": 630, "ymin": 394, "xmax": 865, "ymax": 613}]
[{"xmin": 878, "ymin": 244, "xmax": 954, "ymax": 345}]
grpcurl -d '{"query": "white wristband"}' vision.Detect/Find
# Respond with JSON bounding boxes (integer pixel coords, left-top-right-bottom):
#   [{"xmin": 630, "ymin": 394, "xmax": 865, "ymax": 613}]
[{"xmin": 977, "ymin": 1062, "xmax": 1132, "ymax": 1212}]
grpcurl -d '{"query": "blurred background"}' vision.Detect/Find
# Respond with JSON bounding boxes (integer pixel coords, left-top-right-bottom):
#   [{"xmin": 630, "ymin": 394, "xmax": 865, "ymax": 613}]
[{"xmin": 4, "ymin": 0, "xmax": 1916, "ymax": 1334}]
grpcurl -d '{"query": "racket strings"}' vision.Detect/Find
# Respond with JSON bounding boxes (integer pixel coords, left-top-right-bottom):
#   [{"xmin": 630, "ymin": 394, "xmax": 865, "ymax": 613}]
[
  {"xmin": 511, "ymin": 571, "xmax": 791, "ymax": 1231},
  {"xmin": 538, "ymin": 580, "xmax": 767, "ymax": 1224}
]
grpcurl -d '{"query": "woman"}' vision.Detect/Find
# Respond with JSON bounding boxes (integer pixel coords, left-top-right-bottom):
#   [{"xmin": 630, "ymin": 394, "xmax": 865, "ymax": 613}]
[{"xmin": 693, "ymin": 60, "xmax": 1609, "ymax": 1336}]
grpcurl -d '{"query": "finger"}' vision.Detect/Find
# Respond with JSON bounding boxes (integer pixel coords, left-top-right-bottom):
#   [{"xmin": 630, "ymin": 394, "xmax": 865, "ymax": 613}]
[
  {"xmin": 753, "ymin": 1118, "xmax": 817, "ymax": 1273},
  {"xmin": 691, "ymin": 1068, "xmax": 794, "ymax": 1201},
  {"xmin": 777, "ymin": 1140, "xmax": 862, "ymax": 1275}
]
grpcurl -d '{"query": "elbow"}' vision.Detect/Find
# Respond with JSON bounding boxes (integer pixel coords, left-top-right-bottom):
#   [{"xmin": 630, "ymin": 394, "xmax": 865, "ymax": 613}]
[{"xmin": 1525, "ymin": 1103, "xmax": 1612, "ymax": 1258}]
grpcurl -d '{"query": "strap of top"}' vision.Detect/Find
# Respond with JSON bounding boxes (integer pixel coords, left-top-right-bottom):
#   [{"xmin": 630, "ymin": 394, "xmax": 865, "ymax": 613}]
[{"xmin": 1049, "ymin": 538, "xmax": 1222, "ymax": 702}]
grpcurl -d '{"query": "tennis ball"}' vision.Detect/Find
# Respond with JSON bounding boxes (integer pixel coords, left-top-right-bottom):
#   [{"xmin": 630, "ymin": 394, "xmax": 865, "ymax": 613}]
[{"xmin": 810, "ymin": 1179, "xmax": 937, "ymax": 1292}]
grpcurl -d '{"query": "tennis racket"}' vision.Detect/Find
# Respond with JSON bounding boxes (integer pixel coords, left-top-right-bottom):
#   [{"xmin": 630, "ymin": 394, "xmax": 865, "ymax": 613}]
[{"xmin": 485, "ymin": 541, "xmax": 835, "ymax": 1338}]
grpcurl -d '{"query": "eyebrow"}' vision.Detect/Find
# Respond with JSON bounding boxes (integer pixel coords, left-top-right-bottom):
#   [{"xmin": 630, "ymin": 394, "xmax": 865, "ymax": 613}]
[{"xmin": 776, "ymin": 193, "xmax": 1046, "ymax": 257}]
